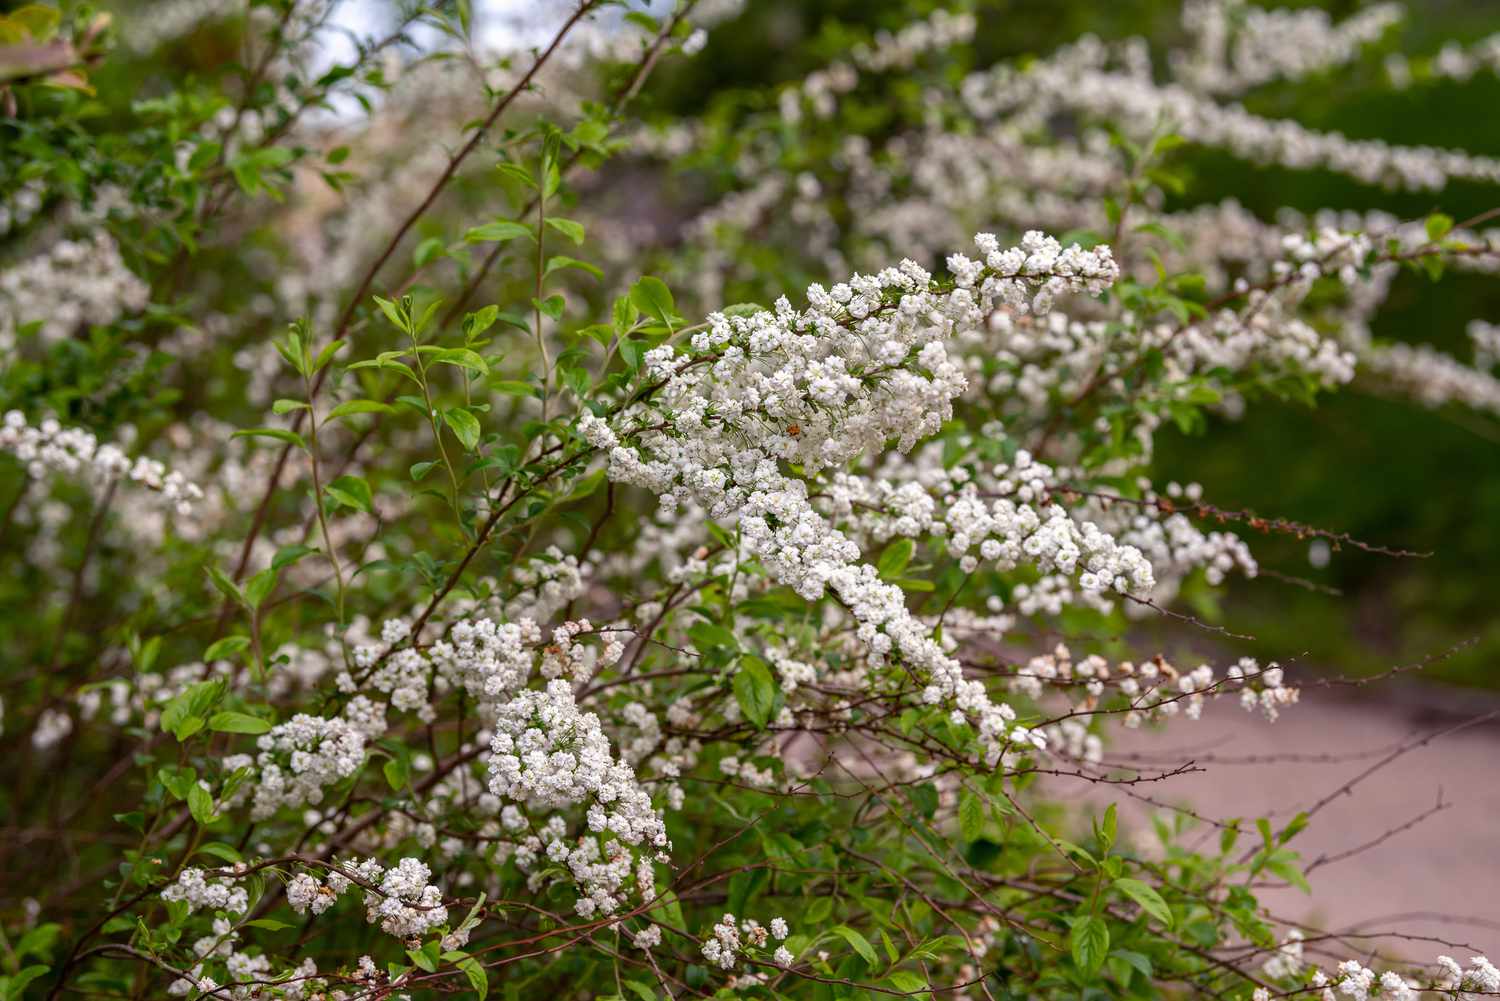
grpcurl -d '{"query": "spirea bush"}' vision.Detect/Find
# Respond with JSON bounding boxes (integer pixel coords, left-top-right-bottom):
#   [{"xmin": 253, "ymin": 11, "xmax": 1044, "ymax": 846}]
[{"xmin": 2, "ymin": 1, "xmax": 1498, "ymax": 999}]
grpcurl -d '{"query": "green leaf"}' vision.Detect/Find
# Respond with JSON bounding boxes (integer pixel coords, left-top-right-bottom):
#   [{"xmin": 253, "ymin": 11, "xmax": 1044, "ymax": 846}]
[
  {"xmin": 877, "ymin": 537, "xmax": 914, "ymax": 578},
  {"xmin": 1425, "ymin": 212, "xmax": 1454, "ymax": 242},
  {"xmin": 1114, "ymin": 877, "xmax": 1171, "ymax": 927},
  {"xmin": 958, "ymin": 790, "xmax": 985, "ymax": 842},
  {"xmin": 458, "ymin": 957, "xmax": 489, "ymax": 999},
  {"xmin": 327, "ymin": 399, "xmax": 396, "ymax": 420},
  {"xmin": 243, "ymin": 918, "xmax": 293, "ymax": 931},
  {"xmin": 1277, "ymin": 811, "xmax": 1310, "ymax": 845},
  {"xmin": 326, "ymin": 474, "xmax": 374, "ymax": 514},
  {"xmin": 1099, "ymin": 802, "xmax": 1117, "ymax": 853},
  {"xmin": 621, "ymin": 980, "xmax": 656, "ymax": 1001},
  {"xmin": 272, "ymin": 398, "xmax": 309, "ymax": 415},
  {"xmin": 629, "ymin": 276, "xmax": 677, "ymax": 331},
  {"xmin": 158, "ymin": 766, "xmax": 197, "ymax": 800},
  {"xmin": 613, "ymin": 294, "xmax": 639, "ymax": 333},
  {"xmin": 494, "ymin": 162, "xmax": 536, "ymax": 188},
  {"xmin": 3, "ymin": 966, "xmax": 49, "ymax": 1000},
  {"xmin": 464, "ymin": 305, "xmax": 500, "ymax": 339},
  {"xmin": 492, "ymin": 380, "xmax": 537, "ymax": 397},
  {"xmin": 187, "ymin": 783, "xmax": 215, "ymax": 826},
  {"xmin": 205, "ymin": 565, "xmax": 246, "ymax": 608},
  {"xmin": 434, "ymin": 347, "xmax": 490, "ymax": 375},
  {"xmin": 208, "ymin": 711, "xmax": 272, "ymax": 735},
  {"xmin": 204, "ymin": 636, "xmax": 251, "ymax": 662},
  {"xmin": 831, "ymin": 925, "xmax": 877, "ymax": 965},
  {"xmin": 196, "ymin": 842, "xmax": 242, "ymax": 864},
  {"xmin": 383, "ymin": 755, "xmax": 410, "ymax": 791},
  {"xmin": 884, "ymin": 970, "xmax": 927, "ymax": 994},
  {"xmin": 372, "ymin": 295, "xmax": 407, "ymax": 332},
  {"xmin": 464, "ymin": 220, "xmax": 533, "ymax": 244},
  {"xmin": 732, "ymin": 656, "xmax": 777, "ymax": 729},
  {"xmin": 1070, "ymin": 915, "xmax": 1109, "ymax": 973},
  {"xmin": 545, "ymin": 217, "xmax": 585, "ymax": 244},
  {"xmin": 244, "ymin": 567, "xmax": 278, "ymax": 610},
  {"xmin": 413, "ymin": 236, "xmax": 447, "ymax": 269},
  {"xmin": 231, "ymin": 427, "xmax": 306, "ymax": 449},
  {"xmin": 271, "ymin": 544, "xmax": 318, "ymax": 571},
  {"xmin": 443, "ymin": 408, "xmax": 482, "ymax": 450},
  {"xmin": 545, "ymin": 255, "xmax": 603, "ymax": 280}
]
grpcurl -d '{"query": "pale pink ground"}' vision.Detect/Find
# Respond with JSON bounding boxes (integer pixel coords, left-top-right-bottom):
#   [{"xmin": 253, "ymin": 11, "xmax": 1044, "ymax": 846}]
[{"xmin": 1104, "ymin": 685, "xmax": 1500, "ymax": 960}]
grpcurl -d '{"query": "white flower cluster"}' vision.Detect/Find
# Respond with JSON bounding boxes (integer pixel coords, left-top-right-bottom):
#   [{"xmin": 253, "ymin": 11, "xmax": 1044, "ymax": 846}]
[
  {"xmin": 1361, "ymin": 341, "xmax": 1500, "ymax": 419},
  {"xmin": 0, "ymin": 178, "xmax": 45, "ymax": 236},
  {"xmin": 962, "ymin": 41, "xmax": 1500, "ymax": 191},
  {"xmin": 362, "ymin": 856, "xmax": 448, "ymax": 939},
  {"xmin": 1436, "ymin": 956, "xmax": 1500, "ymax": 998},
  {"xmin": 0, "ymin": 232, "xmax": 149, "ymax": 351},
  {"xmin": 1015, "ymin": 645, "xmax": 1296, "ymax": 727},
  {"xmin": 161, "ymin": 867, "xmax": 250, "ymax": 916},
  {"xmin": 234, "ymin": 713, "xmax": 368, "ymax": 820},
  {"xmin": 599, "ymin": 234, "xmax": 1128, "ymax": 766},
  {"xmin": 701, "ymin": 912, "xmax": 741, "ymax": 969},
  {"xmin": 488, "ymin": 679, "xmax": 669, "ymax": 916},
  {"xmin": 701, "ymin": 913, "xmax": 793, "ymax": 971},
  {"xmin": 776, "ymin": 9, "xmax": 976, "ymax": 123},
  {"xmin": 1, "ymin": 411, "xmax": 205, "ymax": 515},
  {"xmin": 1174, "ymin": 0, "xmax": 1402, "ymax": 96}
]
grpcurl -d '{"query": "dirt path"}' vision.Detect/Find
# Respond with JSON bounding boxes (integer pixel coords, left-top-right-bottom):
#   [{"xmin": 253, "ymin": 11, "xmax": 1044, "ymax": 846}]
[{"xmin": 1105, "ymin": 684, "xmax": 1500, "ymax": 960}]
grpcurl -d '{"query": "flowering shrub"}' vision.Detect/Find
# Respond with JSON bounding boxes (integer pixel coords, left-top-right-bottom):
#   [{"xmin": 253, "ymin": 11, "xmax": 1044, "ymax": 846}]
[{"xmin": 1, "ymin": 2, "xmax": 1498, "ymax": 1000}]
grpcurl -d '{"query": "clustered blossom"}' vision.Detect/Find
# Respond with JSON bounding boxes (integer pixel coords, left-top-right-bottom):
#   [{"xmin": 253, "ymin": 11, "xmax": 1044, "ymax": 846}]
[
  {"xmin": 0, "ymin": 232, "xmax": 149, "ymax": 350},
  {"xmin": 702, "ymin": 913, "xmax": 742, "ymax": 969},
  {"xmin": 488, "ymin": 679, "xmax": 669, "ymax": 916},
  {"xmin": 363, "ymin": 857, "xmax": 448, "ymax": 938},
  {"xmin": 599, "ymin": 234, "xmax": 1132, "ymax": 767},
  {"xmin": 1, "ymin": 411, "xmax": 205, "ymax": 515},
  {"xmin": 162, "ymin": 867, "xmax": 250, "ymax": 916},
  {"xmin": 234, "ymin": 713, "xmax": 369, "ymax": 820}
]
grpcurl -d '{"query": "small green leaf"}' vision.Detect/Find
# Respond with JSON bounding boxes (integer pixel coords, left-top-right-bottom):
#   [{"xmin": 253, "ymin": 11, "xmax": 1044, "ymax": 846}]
[
  {"xmin": 326, "ymin": 475, "xmax": 374, "ymax": 514},
  {"xmin": 383, "ymin": 755, "xmax": 410, "ymax": 791},
  {"xmin": 877, "ymin": 538, "xmax": 914, "ymax": 578},
  {"xmin": 545, "ymin": 255, "xmax": 603, "ymax": 280},
  {"xmin": 203, "ymin": 636, "xmax": 251, "ymax": 662},
  {"xmin": 629, "ymin": 276, "xmax": 677, "ymax": 330},
  {"xmin": 494, "ymin": 162, "xmax": 536, "ymax": 188},
  {"xmin": 458, "ymin": 957, "xmax": 489, "ymax": 999},
  {"xmin": 443, "ymin": 408, "xmax": 482, "ymax": 450},
  {"xmin": 732, "ymin": 656, "xmax": 777, "ymax": 729},
  {"xmin": 231, "ymin": 427, "xmax": 306, "ymax": 449},
  {"xmin": 1114, "ymin": 877, "xmax": 1171, "ymax": 927},
  {"xmin": 413, "ymin": 236, "xmax": 447, "ymax": 268},
  {"xmin": 545, "ymin": 217, "xmax": 585, "ymax": 244},
  {"xmin": 1070, "ymin": 915, "xmax": 1109, "ymax": 973},
  {"xmin": 1425, "ymin": 212, "xmax": 1454, "ymax": 242},
  {"xmin": 434, "ymin": 347, "xmax": 490, "ymax": 375},
  {"xmin": 492, "ymin": 380, "xmax": 537, "ymax": 397},
  {"xmin": 959, "ymin": 790, "xmax": 985, "ymax": 842},
  {"xmin": 464, "ymin": 220, "xmax": 533, "ymax": 244},
  {"xmin": 187, "ymin": 783, "xmax": 215, "ymax": 826},
  {"xmin": 272, "ymin": 398, "xmax": 309, "ymax": 415},
  {"xmin": 196, "ymin": 842, "xmax": 242, "ymax": 864},
  {"xmin": 831, "ymin": 925, "xmax": 877, "ymax": 965},
  {"xmin": 327, "ymin": 399, "xmax": 395, "ymax": 421},
  {"xmin": 884, "ymin": 970, "xmax": 927, "ymax": 994},
  {"xmin": 208, "ymin": 711, "xmax": 272, "ymax": 735}
]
